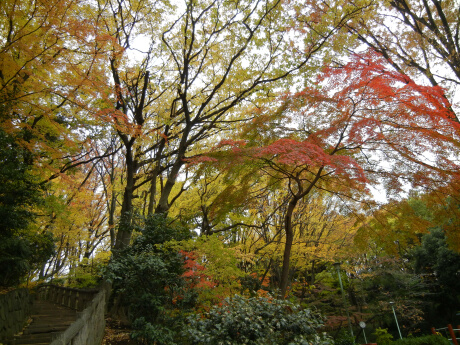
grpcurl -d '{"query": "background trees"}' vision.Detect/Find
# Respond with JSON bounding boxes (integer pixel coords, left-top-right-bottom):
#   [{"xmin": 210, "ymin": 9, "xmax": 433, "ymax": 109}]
[{"xmin": 1, "ymin": 0, "xmax": 460, "ymax": 342}]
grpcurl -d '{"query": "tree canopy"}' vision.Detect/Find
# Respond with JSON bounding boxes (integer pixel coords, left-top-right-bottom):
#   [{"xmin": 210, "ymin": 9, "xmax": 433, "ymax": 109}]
[{"xmin": 1, "ymin": 0, "xmax": 460, "ymax": 343}]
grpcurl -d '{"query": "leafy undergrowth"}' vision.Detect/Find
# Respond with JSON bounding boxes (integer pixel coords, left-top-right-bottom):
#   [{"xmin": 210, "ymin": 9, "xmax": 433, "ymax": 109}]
[{"xmin": 102, "ymin": 318, "xmax": 136, "ymax": 345}]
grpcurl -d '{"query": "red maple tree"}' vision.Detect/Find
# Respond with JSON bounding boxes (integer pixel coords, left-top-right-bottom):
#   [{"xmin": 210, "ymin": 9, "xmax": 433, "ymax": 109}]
[{"xmin": 192, "ymin": 49, "xmax": 458, "ymax": 297}]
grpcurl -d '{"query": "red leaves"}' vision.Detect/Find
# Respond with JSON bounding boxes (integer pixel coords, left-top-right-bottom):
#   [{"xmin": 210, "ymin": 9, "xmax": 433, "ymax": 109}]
[
  {"xmin": 309, "ymin": 49, "xmax": 459, "ymax": 188},
  {"xmin": 255, "ymin": 139, "xmax": 327, "ymax": 166},
  {"xmin": 196, "ymin": 48, "xmax": 457, "ymax": 197},
  {"xmin": 184, "ymin": 156, "xmax": 218, "ymax": 165},
  {"xmin": 321, "ymin": 50, "xmax": 456, "ymax": 129},
  {"xmin": 180, "ymin": 250, "xmax": 215, "ymax": 290},
  {"xmin": 252, "ymin": 139, "xmax": 366, "ymax": 182},
  {"xmin": 216, "ymin": 139, "xmax": 247, "ymax": 149}
]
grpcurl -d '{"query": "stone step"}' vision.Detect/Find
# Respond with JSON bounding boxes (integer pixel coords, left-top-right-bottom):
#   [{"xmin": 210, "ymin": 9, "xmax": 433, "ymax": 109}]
[
  {"xmin": 23, "ymin": 323, "xmax": 72, "ymax": 334},
  {"xmin": 3, "ymin": 300, "xmax": 78, "ymax": 345},
  {"xmin": 7, "ymin": 331, "xmax": 62, "ymax": 345}
]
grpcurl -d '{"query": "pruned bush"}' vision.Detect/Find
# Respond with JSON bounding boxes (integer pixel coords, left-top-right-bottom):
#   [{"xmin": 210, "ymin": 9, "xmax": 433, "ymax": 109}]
[{"xmin": 184, "ymin": 294, "xmax": 333, "ymax": 345}]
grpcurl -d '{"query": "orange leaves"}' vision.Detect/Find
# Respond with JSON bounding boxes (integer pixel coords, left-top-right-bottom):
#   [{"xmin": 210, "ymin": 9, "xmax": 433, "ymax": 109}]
[{"xmin": 321, "ymin": 50, "xmax": 456, "ymax": 131}]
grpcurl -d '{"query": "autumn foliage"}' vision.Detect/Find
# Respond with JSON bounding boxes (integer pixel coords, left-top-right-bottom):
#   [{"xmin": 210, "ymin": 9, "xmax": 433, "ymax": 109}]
[{"xmin": 2, "ymin": 0, "xmax": 460, "ymax": 343}]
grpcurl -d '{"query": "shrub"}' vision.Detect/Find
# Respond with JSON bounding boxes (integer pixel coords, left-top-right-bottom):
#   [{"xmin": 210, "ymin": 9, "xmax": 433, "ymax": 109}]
[
  {"xmin": 334, "ymin": 329, "xmax": 355, "ymax": 345},
  {"xmin": 373, "ymin": 328, "xmax": 393, "ymax": 345},
  {"xmin": 105, "ymin": 214, "xmax": 195, "ymax": 345},
  {"xmin": 392, "ymin": 334, "xmax": 450, "ymax": 345},
  {"xmin": 184, "ymin": 294, "xmax": 333, "ymax": 345}
]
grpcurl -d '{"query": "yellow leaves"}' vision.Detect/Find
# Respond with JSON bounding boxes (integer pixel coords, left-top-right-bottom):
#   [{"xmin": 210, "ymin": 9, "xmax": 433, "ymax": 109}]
[
  {"xmin": 353, "ymin": 196, "xmax": 435, "ymax": 258},
  {"xmin": 169, "ymin": 234, "xmax": 244, "ymax": 307},
  {"xmin": 229, "ymin": 185, "xmax": 358, "ymax": 276},
  {"xmin": 0, "ymin": 0, "xmax": 108, "ymax": 149}
]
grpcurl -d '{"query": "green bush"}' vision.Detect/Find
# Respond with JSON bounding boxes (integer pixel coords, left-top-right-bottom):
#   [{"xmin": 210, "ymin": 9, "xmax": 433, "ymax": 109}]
[
  {"xmin": 392, "ymin": 334, "xmax": 450, "ymax": 345},
  {"xmin": 184, "ymin": 294, "xmax": 333, "ymax": 345},
  {"xmin": 0, "ymin": 230, "xmax": 54, "ymax": 287},
  {"xmin": 66, "ymin": 257, "xmax": 108, "ymax": 289},
  {"xmin": 105, "ymin": 214, "xmax": 195, "ymax": 345},
  {"xmin": 334, "ymin": 329, "xmax": 355, "ymax": 345},
  {"xmin": 373, "ymin": 328, "xmax": 393, "ymax": 345}
]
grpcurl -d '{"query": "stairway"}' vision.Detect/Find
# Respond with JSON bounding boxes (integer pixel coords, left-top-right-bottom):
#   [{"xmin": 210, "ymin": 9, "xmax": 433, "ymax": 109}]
[{"xmin": 5, "ymin": 300, "xmax": 77, "ymax": 345}]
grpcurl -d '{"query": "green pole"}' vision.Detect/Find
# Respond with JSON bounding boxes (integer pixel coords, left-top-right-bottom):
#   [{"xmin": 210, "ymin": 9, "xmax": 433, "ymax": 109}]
[{"xmin": 390, "ymin": 302, "xmax": 403, "ymax": 340}]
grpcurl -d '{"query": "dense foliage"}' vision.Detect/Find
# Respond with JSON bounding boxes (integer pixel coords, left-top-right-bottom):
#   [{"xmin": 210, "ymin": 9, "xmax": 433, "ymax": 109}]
[
  {"xmin": 185, "ymin": 294, "xmax": 332, "ymax": 345},
  {"xmin": 105, "ymin": 215, "xmax": 195, "ymax": 344},
  {"xmin": 0, "ymin": 128, "xmax": 54, "ymax": 287},
  {"xmin": 392, "ymin": 335, "xmax": 450, "ymax": 345},
  {"xmin": 412, "ymin": 227, "xmax": 460, "ymax": 325}
]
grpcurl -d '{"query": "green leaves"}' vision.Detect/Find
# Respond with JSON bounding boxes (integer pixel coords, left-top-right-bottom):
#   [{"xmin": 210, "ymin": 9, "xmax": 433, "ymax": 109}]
[
  {"xmin": 0, "ymin": 127, "xmax": 56, "ymax": 287},
  {"xmin": 0, "ymin": 128, "xmax": 41, "ymax": 234},
  {"xmin": 105, "ymin": 214, "xmax": 196, "ymax": 344},
  {"xmin": 184, "ymin": 294, "xmax": 333, "ymax": 345}
]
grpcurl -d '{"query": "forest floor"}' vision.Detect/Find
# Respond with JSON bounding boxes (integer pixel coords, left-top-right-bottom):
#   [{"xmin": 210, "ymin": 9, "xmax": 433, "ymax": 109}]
[{"xmin": 101, "ymin": 318, "xmax": 136, "ymax": 345}]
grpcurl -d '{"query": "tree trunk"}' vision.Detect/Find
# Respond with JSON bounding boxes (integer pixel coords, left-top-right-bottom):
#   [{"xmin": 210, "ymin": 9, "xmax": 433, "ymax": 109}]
[
  {"xmin": 155, "ymin": 126, "xmax": 189, "ymax": 214},
  {"xmin": 155, "ymin": 160, "xmax": 182, "ymax": 214},
  {"xmin": 279, "ymin": 197, "xmax": 298, "ymax": 298},
  {"xmin": 108, "ymin": 191, "xmax": 116, "ymax": 249},
  {"xmin": 147, "ymin": 169, "xmax": 158, "ymax": 216},
  {"xmin": 310, "ymin": 260, "xmax": 316, "ymax": 285},
  {"xmin": 279, "ymin": 168, "xmax": 324, "ymax": 298},
  {"xmin": 114, "ymin": 144, "xmax": 137, "ymax": 251}
]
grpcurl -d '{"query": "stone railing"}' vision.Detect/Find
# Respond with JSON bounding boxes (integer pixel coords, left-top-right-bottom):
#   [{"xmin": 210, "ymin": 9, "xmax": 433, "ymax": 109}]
[
  {"xmin": 0, "ymin": 288, "xmax": 33, "ymax": 342},
  {"xmin": 37, "ymin": 284, "xmax": 99, "ymax": 311},
  {"xmin": 38, "ymin": 283, "xmax": 110, "ymax": 345}
]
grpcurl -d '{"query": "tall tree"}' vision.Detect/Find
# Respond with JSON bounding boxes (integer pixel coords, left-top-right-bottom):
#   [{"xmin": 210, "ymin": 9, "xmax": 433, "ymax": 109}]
[
  {"xmin": 93, "ymin": 0, "xmax": 370, "ymax": 251},
  {"xmin": 0, "ymin": 0, "xmax": 112, "ymax": 284}
]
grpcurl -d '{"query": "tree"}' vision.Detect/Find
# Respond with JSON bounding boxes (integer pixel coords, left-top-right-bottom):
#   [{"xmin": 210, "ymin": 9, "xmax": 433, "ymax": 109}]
[
  {"xmin": 90, "ymin": 0, "xmax": 372, "ymax": 252},
  {"xmin": 0, "ymin": 0, "xmax": 121, "ymax": 282},
  {"xmin": 345, "ymin": 0, "xmax": 460, "ymax": 188},
  {"xmin": 203, "ymin": 108, "xmax": 368, "ymax": 297},
  {"xmin": 197, "ymin": 46, "xmax": 460, "ymax": 297},
  {"xmin": 347, "ymin": 0, "xmax": 460, "ymax": 117},
  {"xmin": 36, "ymin": 164, "xmax": 115, "ymax": 281}
]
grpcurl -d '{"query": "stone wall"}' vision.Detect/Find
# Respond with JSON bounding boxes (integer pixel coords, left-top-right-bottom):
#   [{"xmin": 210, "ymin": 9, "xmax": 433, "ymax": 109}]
[
  {"xmin": 0, "ymin": 288, "xmax": 33, "ymax": 342},
  {"xmin": 48, "ymin": 284, "xmax": 110, "ymax": 345}
]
